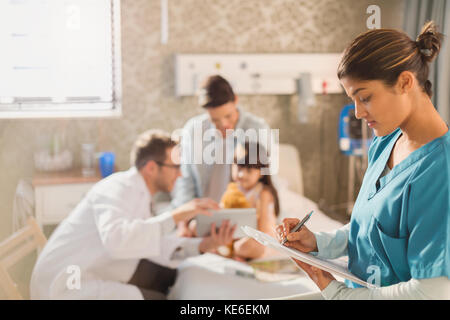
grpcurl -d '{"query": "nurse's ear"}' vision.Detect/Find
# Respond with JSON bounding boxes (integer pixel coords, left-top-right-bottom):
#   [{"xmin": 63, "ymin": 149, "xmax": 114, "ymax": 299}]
[{"xmin": 395, "ymin": 71, "xmax": 415, "ymax": 95}]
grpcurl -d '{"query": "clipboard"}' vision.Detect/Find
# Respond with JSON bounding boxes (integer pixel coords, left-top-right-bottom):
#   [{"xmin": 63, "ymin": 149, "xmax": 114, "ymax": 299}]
[{"xmin": 241, "ymin": 226, "xmax": 377, "ymax": 288}]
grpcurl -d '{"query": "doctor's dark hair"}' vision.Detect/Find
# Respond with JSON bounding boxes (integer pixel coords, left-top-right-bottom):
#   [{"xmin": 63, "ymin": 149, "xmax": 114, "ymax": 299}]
[
  {"xmin": 130, "ymin": 129, "xmax": 178, "ymax": 170},
  {"xmin": 234, "ymin": 141, "xmax": 280, "ymax": 217},
  {"xmin": 337, "ymin": 21, "xmax": 443, "ymax": 98},
  {"xmin": 200, "ymin": 75, "xmax": 236, "ymax": 108}
]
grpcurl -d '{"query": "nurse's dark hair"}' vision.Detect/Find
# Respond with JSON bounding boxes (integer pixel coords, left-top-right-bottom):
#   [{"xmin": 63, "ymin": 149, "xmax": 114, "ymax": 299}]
[
  {"xmin": 337, "ymin": 21, "xmax": 443, "ymax": 98},
  {"xmin": 200, "ymin": 75, "xmax": 236, "ymax": 108},
  {"xmin": 130, "ymin": 129, "xmax": 178, "ymax": 170}
]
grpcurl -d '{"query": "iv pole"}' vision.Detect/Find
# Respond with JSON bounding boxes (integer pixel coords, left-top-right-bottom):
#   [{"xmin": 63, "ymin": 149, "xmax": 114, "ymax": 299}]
[{"xmin": 346, "ymin": 119, "xmax": 369, "ymax": 215}]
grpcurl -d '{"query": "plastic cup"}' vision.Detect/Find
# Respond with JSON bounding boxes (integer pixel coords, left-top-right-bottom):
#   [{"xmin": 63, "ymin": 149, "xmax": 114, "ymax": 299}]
[
  {"xmin": 99, "ymin": 152, "xmax": 115, "ymax": 178},
  {"xmin": 81, "ymin": 143, "xmax": 96, "ymax": 177}
]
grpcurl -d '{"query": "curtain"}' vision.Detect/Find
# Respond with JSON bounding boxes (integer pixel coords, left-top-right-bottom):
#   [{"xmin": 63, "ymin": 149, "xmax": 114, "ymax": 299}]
[{"xmin": 403, "ymin": 0, "xmax": 450, "ymax": 123}]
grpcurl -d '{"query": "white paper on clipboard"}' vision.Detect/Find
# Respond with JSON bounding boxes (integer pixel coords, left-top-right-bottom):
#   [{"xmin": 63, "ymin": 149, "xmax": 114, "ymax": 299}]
[{"xmin": 242, "ymin": 226, "xmax": 377, "ymax": 288}]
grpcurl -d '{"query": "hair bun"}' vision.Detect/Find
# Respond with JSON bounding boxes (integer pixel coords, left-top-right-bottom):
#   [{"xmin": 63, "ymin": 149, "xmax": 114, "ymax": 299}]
[{"xmin": 416, "ymin": 21, "xmax": 443, "ymax": 63}]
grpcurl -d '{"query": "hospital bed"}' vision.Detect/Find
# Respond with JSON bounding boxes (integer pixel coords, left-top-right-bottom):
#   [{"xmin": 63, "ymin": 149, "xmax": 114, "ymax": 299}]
[{"xmin": 167, "ymin": 144, "xmax": 344, "ymax": 300}]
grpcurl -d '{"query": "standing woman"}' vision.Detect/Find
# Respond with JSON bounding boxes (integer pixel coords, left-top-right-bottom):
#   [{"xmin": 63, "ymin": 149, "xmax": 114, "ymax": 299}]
[{"xmin": 278, "ymin": 21, "xmax": 449, "ymax": 299}]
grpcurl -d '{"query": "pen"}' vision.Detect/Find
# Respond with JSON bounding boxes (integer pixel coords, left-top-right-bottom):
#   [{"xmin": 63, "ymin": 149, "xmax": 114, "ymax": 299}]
[{"xmin": 282, "ymin": 210, "xmax": 314, "ymax": 245}]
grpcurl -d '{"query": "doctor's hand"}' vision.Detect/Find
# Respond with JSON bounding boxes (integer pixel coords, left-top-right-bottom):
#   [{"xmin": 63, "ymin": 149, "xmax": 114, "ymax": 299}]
[
  {"xmin": 176, "ymin": 220, "xmax": 197, "ymax": 238},
  {"xmin": 171, "ymin": 198, "xmax": 219, "ymax": 224},
  {"xmin": 275, "ymin": 218, "xmax": 318, "ymax": 253},
  {"xmin": 198, "ymin": 220, "xmax": 237, "ymax": 254}
]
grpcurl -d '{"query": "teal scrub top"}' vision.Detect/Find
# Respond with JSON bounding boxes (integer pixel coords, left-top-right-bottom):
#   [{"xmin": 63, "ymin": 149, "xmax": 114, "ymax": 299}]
[{"xmin": 348, "ymin": 128, "xmax": 450, "ymax": 288}]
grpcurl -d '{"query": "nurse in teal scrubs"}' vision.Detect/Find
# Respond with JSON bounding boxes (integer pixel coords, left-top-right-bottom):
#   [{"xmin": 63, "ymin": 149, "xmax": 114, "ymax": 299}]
[{"xmin": 278, "ymin": 21, "xmax": 449, "ymax": 299}]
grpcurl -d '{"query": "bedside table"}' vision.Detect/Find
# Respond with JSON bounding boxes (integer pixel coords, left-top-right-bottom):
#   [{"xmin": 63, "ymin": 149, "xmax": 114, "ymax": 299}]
[{"xmin": 32, "ymin": 169, "xmax": 103, "ymax": 228}]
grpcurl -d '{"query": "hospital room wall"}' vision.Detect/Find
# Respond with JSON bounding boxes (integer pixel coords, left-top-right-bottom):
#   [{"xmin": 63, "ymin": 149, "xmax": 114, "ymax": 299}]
[{"xmin": 0, "ymin": 0, "xmax": 405, "ymax": 241}]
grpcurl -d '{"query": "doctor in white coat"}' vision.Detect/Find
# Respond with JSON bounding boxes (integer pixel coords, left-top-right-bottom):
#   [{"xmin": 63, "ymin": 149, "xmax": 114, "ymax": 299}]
[{"xmin": 30, "ymin": 129, "xmax": 236, "ymax": 300}]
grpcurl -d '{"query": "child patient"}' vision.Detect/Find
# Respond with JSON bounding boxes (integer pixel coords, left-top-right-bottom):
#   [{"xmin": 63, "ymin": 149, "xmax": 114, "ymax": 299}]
[{"xmin": 220, "ymin": 141, "xmax": 280, "ymax": 260}]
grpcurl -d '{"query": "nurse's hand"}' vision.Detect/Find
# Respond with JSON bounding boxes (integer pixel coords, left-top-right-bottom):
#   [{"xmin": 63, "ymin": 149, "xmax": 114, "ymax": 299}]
[
  {"xmin": 292, "ymin": 259, "xmax": 336, "ymax": 291},
  {"xmin": 276, "ymin": 218, "xmax": 335, "ymax": 291},
  {"xmin": 275, "ymin": 218, "xmax": 318, "ymax": 253},
  {"xmin": 198, "ymin": 220, "xmax": 237, "ymax": 254},
  {"xmin": 171, "ymin": 198, "xmax": 219, "ymax": 224}
]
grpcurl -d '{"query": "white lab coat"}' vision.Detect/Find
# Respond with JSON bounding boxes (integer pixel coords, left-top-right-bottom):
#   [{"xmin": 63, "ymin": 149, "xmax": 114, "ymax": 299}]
[{"xmin": 30, "ymin": 167, "xmax": 194, "ymax": 300}]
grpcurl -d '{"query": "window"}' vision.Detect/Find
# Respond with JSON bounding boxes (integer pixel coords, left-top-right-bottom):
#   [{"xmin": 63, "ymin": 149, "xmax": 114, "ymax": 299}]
[{"xmin": 0, "ymin": 0, "xmax": 122, "ymax": 118}]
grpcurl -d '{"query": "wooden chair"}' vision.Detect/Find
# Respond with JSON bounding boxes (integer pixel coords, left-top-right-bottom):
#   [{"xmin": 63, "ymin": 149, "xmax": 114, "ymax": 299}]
[{"xmin": 0, "ymin": 217, "xmax": 47, "ymax": 299}]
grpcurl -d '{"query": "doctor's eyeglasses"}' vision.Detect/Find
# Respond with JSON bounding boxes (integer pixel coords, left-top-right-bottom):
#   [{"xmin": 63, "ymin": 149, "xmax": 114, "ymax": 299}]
[{"xmin": 155, "ymin": 161, "xmax": 181, "ymax": 170}]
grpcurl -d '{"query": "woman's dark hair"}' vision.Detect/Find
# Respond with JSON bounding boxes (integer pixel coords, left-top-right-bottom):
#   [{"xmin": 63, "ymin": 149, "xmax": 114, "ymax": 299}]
[
  {"xmin": 200, "ymin": 75, "xmax": 236, "ymax": 108},
  {"xmin": 234, "ymin": 141, "xmax": 280, "ymax": 217},
  {"xmin": 337, "ymin": 21, "xmax": 443, "ymax": 98}
]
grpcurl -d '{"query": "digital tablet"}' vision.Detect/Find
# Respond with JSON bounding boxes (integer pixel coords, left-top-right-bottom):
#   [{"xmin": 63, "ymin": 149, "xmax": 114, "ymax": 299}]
[{"xmin": 196, "ymin": 208, "xmax": 257, "ymax": 238}]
